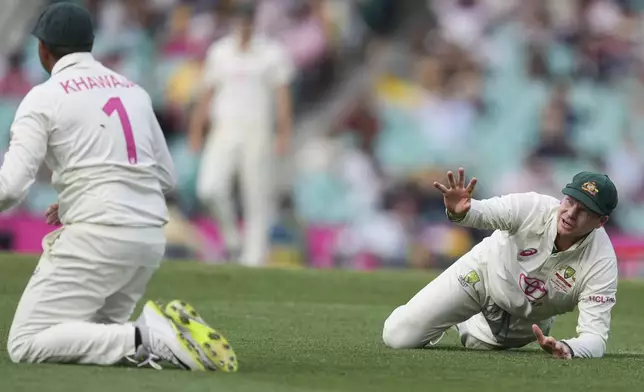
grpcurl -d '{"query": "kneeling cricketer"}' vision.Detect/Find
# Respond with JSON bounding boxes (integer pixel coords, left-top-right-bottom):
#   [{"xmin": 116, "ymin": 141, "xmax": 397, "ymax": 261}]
[{"xmin": 383, "ymin": 168, "xmax": 619, "ymax": 359}]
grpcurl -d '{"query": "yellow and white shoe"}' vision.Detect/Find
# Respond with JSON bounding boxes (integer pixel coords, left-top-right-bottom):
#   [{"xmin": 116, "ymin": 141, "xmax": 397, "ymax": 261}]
[
  {"xmin": 133, "ymin": 301, "xmax": 207, "ymax": 371},
  {"xmin": 164, "ymin": 300, "xmax": 239, "ymax": 373}
]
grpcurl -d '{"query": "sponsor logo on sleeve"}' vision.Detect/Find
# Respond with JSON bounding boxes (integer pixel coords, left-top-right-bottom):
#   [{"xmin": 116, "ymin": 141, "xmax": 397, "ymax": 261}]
[
  {"xmin": 458, "ymin": 270, "xmax": 481, "ymax": 288},
  {"xmin": 587, "ymin": 295, "xmax": 616, "ymax": 304}
]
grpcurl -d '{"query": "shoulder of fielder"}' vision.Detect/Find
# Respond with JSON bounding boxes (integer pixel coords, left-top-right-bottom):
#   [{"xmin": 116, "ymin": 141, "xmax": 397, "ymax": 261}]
[{"xmin": 13, "ymin": 83, "xmax": 55, "ymax": 129}]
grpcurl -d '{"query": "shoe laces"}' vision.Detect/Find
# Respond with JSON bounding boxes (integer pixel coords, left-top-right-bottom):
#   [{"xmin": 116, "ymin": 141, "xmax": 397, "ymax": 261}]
[
  {"xmin": 429, "ymin": 331, "xmax": 446, "ymax": 346},
  {"xmin": 130, "ymin": 353, "xmax": 164, "ymax": 370},
  {"xmin": 125, "ymin": 345, "xmax": 165, "ymax": 370},
  {"xmin": 151, "ymin": 335, "xmax": 184, "ymax": 366},
  {"xmin": 125, "ymin": 336, "xmax": 181, "ymax": 370}
]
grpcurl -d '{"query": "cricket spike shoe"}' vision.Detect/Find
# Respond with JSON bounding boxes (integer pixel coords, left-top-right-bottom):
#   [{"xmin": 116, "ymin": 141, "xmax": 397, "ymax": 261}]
[
  {"xmin": 131, "ymin": 301, "xmax": 207, "ymax": 371},
  {"xmin": 164, "ymin": 299, "xmax": 239, "ymax": 373}
]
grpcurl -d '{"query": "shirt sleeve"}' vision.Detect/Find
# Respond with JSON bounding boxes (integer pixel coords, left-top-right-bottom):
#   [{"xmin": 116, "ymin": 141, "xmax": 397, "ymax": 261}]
[
  {"xmin": 149, "ymin": 106, "xmax": 176, "ymax": 194},
  {"xmin": 270, "ymin": 42, "xmax": 295, "ymax": 87},
  {"xmin": 561, "ymin": 259, "xmax": 618, "ymax": 358},
  {"xmin": 448, "ymin": 192, "xmax": 557, "ymax": 234},
  {"xmin": 0, "ymin": 87, "xmax": 51, "ymax": 212}
]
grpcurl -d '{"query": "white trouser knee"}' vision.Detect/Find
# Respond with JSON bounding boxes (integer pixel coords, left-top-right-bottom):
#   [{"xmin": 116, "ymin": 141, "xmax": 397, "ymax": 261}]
[
  {"xmin": 382, "ymin": 306, "xmax": 443, "ymax": 349},
  {"xmin": 7, "ymin": 334, "xmax": 28, "ymax": 363}
]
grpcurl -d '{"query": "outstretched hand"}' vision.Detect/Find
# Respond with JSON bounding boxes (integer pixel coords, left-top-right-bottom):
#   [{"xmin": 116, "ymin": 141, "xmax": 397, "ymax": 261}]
[
  {"xmin": 433, "ymin": 167, "xmax": 478, "ymax": 218},
  {"xmin": 532, "ymin": 324, "xmax": 572, "ymax": 360}
]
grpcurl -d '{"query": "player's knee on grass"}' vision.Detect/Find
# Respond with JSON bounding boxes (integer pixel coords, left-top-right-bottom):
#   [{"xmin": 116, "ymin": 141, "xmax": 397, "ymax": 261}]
[
  {"xmin": 7, "ymin": 334, "xmax": 29, "ymax": 364},
  {"xmin": 382, "ymin": 306, "xmax": 442, "ymax": 349}
]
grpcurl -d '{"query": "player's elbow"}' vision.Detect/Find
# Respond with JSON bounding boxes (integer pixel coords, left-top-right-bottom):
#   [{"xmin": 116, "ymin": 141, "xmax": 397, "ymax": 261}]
[
  {"xmin": 162, "ymin": 178, "xmax": 177, "ymax": 195},
  {"xmin": 0, "ymin": 189, "xmax": 23, "ymax": 213}
]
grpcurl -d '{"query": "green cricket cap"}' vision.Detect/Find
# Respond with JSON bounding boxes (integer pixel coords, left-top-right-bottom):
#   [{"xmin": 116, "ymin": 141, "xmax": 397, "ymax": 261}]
[
  {"xmin": 32, "ymin": 3, "xmax": 94, "ymax": 51},
  {"xmin": 562, "ymin": 171, "xmax": 618, "ymax": 216}
]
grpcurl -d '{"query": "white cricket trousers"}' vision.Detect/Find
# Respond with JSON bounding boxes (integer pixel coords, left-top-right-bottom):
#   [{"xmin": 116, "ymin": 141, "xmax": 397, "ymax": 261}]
[
  {"xmin": 196, "ymin": 122, "xmax": 272, "ymax": 266},
  {"xmin": 7, "ymin": 224, "xmax": 164, "ymax": 365},
  {"xmin": 382, "ymin": 252, "xmax": 554, "ymax": 350}
]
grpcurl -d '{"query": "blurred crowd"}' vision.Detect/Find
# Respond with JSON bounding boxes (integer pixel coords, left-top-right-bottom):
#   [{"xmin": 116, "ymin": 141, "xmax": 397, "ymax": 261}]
[
  {"xmin": 293, "ymin": 0, "xmax": 644, "ymax": 269},
  {"xmin": 1, "ymin": 0, "xmax": 644, "ymax": 270}
]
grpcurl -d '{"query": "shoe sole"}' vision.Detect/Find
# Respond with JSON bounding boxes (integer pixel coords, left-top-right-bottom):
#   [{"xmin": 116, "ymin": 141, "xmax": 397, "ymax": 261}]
[
  {"xmin": 164, "ymin": 300, "xmax": 239, "ymax": 373},
  {"xmin": 146, "ymin": 301, "xmax": 207, "ymax": 371}
]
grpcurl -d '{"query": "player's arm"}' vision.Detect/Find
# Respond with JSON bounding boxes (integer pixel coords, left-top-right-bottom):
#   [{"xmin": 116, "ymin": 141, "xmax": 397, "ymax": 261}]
[
  {"xmin": 0, "ymin": 88, "xmax": 51, "ymax": 211},
  {"xmin": 560, "ymin": 259, "xmax": 618, "ymax": 358},
  {"xmin": 434, "ymin": 168, "xmax": 550, "ymax": 234},
  {"xmin": 188, "ymin": 87, "xmax": 214, "ymax": 152},
  {"xmin": 149, "ymin": 107, "xmax": 177, "ymax": 194},
  {"xmin": 188, "ymin": 44, "xmax": 218, "ymax": 152},
  {"xmin": 272, "ymin": 43, "xmax": 295, "ymax": 155}
]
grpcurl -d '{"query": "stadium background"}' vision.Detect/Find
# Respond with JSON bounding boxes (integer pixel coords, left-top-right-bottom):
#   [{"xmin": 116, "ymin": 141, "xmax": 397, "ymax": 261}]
[{"xmin": 0, "ymin": 0, "xmax": 643, "ymax": 276}]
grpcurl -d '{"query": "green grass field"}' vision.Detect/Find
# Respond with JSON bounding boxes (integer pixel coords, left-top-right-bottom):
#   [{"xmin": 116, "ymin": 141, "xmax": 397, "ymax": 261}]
[{"xmin": 1, "ymin": 254, "xmax": 644, "ymax": 392}]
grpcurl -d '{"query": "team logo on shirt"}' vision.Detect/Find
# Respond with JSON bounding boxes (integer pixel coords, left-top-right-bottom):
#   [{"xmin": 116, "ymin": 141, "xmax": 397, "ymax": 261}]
[
  {"xmin": 550, "ymin": 265, "xmax": 577, "ymax": 294},
  {"xmin": 519, "ymin": 273, "xmax": 548, "ymax": 302},
  {"xmin": 518, "ymin": 248, "xmax": 538, "ymax": 261}
]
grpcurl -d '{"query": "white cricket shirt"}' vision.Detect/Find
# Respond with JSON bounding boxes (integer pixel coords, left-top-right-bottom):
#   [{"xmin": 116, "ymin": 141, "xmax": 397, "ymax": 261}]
[
  {"xmin": 451, "ymin": 192, "xmax": 618, "ymax": 358},
  {"xmin": 202, "ymin": 33, "xmax": 294, "ymax": 129},
  {"xmin": 0, "ymin": 53, "xmax": 176, "ymax": 228}
]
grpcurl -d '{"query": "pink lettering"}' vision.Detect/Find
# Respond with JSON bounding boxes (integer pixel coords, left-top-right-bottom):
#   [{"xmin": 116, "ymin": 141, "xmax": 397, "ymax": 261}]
[
  {"xmin": 96, "ymin": 76, "xmax": 112, "ymax": 88},
  {"xmin": 110, "ymin": 75, "xmax": 124, "ymax": 88},
  {"xmin": 60, "ymin": 80, "xmax": 77, "ymax": 94},
  {"xmin": 72, "ymin": 77, "xmax": 89, "ymax": 91},
  {"xmin": 87, "ymin": 77, "xmax": 100, "ymax": 90}
]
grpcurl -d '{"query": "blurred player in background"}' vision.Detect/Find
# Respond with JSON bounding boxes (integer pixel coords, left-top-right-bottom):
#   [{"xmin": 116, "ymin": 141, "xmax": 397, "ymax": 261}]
[
  {"xmin": 3, "ymin": 3, "xmax": 236, "ymax": 371},
  {"xmin": 189, "ymin": 1, "xmax": 294, "ymax": 267},
  {"xmin": 383, "ymin": 168, "xmax": 619, "ymax": 360}
]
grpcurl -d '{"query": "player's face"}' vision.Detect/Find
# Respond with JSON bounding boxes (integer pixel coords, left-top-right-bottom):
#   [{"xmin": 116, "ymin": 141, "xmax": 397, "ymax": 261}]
[
  {"xmin": 557, "ymin": 196, "xmax": 608, "ymax": 237},
  {"xmin": 234, "ymin": 15, "xmax": 254, "ymax": 37}
]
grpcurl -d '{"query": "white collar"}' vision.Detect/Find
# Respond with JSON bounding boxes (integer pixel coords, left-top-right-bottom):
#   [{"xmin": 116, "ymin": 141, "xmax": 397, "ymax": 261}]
[{"xmin": 51, "ymin": 52, "xmax": 95, "ymax": 75}]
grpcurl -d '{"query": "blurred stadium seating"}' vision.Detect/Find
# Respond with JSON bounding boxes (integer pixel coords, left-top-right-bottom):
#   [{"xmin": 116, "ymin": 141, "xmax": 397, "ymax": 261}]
[{"xmin": 2, "ymin": 0, "xmax": 644, "ymax": 275}]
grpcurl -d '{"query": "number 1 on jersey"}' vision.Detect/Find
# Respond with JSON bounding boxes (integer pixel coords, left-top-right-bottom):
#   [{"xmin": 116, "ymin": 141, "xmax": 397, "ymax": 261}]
[{"xmin": 103, "ymin": 97, "xmax": 138, "ymax": 164}]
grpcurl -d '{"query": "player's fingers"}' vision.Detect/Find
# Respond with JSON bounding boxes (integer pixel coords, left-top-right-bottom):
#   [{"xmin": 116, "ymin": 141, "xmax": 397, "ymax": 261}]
[
  {"xmin": 554, "ymin": 342, "xmax": 572, "ymax": 360},
  {"xmin": 45, "ymin": 204, "xmax": 58, "ymax": 216},
  {"xmin": 532, "ymin": 324, "xmax": 545, "ymax": 343},
  {"xmin": 447, "ymin": 171, "xmax": 456, "ymax": 188},
  {"xmin": 545, "ymin": 337, "xmax": 557, "ymax": 348},
  {"xmin": 433, "ymin": 182, "xmax": 449, "ymax": 194},
  {"xmin": 466, "ymin": 178, "xmax": 478, "ymax": 193},
  {"xmin": 457, "ymin": 167, "xmax": 465, "ymax": 188}
]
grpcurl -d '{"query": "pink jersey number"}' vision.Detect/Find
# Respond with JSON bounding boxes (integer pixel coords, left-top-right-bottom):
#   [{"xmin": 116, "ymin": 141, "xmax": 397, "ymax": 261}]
[{"xmin": 102, "ymin": 97, "xmax": 138, "ymax": 164}]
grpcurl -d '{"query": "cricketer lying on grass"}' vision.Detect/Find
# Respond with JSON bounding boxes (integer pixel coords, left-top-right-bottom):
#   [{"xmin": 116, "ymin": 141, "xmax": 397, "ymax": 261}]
[
  {"xmin": 0, "ymin": 3, "xmax": 236, "ymax": 371},
  {"xmin": 383, "ymin": 168, "xmax": 619, "ymax": 359}
]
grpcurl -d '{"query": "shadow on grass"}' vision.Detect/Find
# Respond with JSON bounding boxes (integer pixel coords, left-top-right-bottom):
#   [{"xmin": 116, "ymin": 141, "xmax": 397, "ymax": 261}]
[{"xmin": 423, "ymin": 344, "xmax": 644, "ymax": 360}]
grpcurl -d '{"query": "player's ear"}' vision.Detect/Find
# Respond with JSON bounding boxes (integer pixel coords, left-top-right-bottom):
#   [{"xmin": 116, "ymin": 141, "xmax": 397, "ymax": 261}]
[
  {"xmin": 37, "ymin": 40, "xmax": 53, "ymax": 74},
  {"xmin": 597, "ymin": 215, "xmax": 609, "ymax": 228}
]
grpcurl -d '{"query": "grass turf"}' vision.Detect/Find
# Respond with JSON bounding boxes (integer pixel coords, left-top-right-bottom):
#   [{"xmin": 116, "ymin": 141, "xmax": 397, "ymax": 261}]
[{"xmin": 0, "ymin": 254, "xmax": 643, "ymax": 392}]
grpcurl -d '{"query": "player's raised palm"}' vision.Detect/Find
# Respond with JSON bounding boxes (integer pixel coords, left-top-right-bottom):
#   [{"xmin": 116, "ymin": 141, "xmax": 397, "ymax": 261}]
[{"xmin": 433, "ymin": 168, "xmax": 478, "ymax": 217}]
